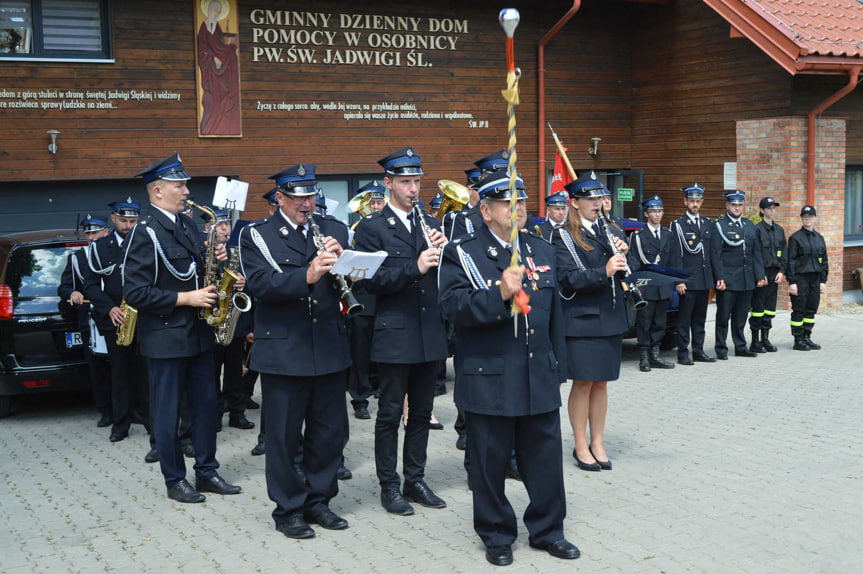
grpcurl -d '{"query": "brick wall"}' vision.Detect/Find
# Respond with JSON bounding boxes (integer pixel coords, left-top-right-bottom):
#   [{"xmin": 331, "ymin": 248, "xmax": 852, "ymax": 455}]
[{"xmin": 736, "ymin": 117, "xmax": 845, "ymax": 307}]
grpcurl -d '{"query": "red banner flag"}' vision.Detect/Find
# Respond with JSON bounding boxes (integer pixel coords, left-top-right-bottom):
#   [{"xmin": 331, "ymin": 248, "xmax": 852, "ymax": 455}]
[{"xmin": 550, "ymin": 149, "xmax": 572, "ymax": 195}]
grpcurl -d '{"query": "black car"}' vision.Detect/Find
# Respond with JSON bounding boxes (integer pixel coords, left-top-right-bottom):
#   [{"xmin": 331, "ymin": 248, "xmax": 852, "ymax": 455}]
[{"xmin": 0, "ymin": 230, "xmax": 91, "ymax": 417}]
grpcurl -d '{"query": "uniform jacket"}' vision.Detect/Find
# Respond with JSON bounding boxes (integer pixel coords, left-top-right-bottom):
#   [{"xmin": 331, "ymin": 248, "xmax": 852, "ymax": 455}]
[
  {"xmin": 754, "ymin": 220, "xmax": 787, "ymax": 272},
  {"xmin": 668, "ymin": 214, "xmax": 713, "ymax": 291},
  {"xmin": 710, "ymin": 214, "xmax": 766, "ymax": 291},
  {"xmin": 57, "ymin": 248, "xmax": 92, "ymax": 331},
  {"xmin": 439, "ymin": 225, "xmax": 565, "ymax": 416},
  {"xmin": 627, "ymin": 224, "xmax": 677, "ymax": 300},
  {"xmin": 553, "ymin": 224, "xmax": 628, "ymax": 338},
  {"xmin": 122, "ymin": 207, "xmax": 216, "ymax": 359},
  {"xmin": 82, "ymin": 232, "xmax": 126, "ymax": 334},
  {"xmin": 535, "ymin": 219, "xmax": 561, "ymax": 243},
  {"xmin": 786, "ymin": 227, "xmax": 829, "ymax": 284},
  {"xmin": 239, "ymin": 211, "xmax": 350, "ymax": 377},
  {"xmin": 444, "ymin": 204, "xmax": 483, "ymax": 241},
  {"xmin": 353, "ymin": 204, "xmax": 447, "ymax": 364}
]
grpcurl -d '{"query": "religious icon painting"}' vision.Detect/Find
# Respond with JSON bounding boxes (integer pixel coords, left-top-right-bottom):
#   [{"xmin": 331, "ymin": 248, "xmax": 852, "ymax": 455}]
[{"xmin": 194, "ymin": 0, "xmax": 242, "ymax": 137}]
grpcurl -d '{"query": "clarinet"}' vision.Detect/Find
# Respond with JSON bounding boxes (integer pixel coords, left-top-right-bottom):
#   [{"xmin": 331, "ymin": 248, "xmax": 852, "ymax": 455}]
[
  {"xmin": 597, "ymin": 212, "xmax": 647, "ymax": 310},
  {"xmin": 411, "ymin": 198, "xmax": 438, "ymax": 250},
  {"xmin": 305, "ymin": 213, "xmax": 364, "ymax": 317}
]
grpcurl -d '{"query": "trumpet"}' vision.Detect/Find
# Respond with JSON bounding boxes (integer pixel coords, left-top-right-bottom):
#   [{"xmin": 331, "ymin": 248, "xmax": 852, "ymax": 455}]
[
  {"xmin": 597, "ymin": 211, "xmax": 647, "ymax": 310},
  {"xmin": 305, "ymin": 213, "xmax": 364, "ymax": 317}
]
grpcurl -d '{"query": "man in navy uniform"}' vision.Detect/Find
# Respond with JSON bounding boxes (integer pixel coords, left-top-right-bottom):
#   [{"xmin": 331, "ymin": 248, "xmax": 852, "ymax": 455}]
[
  {"xmin": 711, "ymin": 190, "xmax": 767, "ymax": 359},
  {"xmin": 669, "ymin": 183, "xmax": 716, "ymax": 365},
  {"xmin": 628, "ymin": 196, "xmax": 676, "ymax": 371},
  {"xmin": 82, "ymin": 199, "xmax": 158, "ymax": 461},
  {"xmin": 787, "ymin": 205, "xmax": 829, "ymax": 350},
  {"xmin": 58, "ymin": 215, "xmax": 112, "ymax": 427},
  {"xmin": 123, "ymin": 153, "xmax": 241, "ymax": 503},
  {"xmin": 239, "ymin": 163, "xmax": 351, "ymax": 539},
  {"xmin": 353, "ymin": 146, "xmax": 449, "ymax": 516},
  {"xmin": 749, "ymin": 197, "xmax": 787, "ymax": 353},
  {"xmin": 439, "ymin": 168, "xmax": 579, "ymax": 566},
  {"xmin": 536, "ymin": 191, "xmax": 568, "ymax": 241}
]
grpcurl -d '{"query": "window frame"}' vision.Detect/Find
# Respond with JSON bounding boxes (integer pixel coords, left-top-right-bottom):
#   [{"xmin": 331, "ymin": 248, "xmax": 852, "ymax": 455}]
[
  {"xmin": 845, "ymin": 165, "xmax": 863, "ymax": 246},
  {"xmin": 0, "ymin": 0, "xmax": 113, "ymax": 62}
]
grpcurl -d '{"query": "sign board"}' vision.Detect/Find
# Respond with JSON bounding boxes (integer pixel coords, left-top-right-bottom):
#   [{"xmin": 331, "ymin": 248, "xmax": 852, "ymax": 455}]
[
  {"xmin": 617, "ymin": 187, "xmax": 634, "ymax": 201},
  {"xmin": 724, "ymin": 162, "xmax": 737, "ymax": 190}
]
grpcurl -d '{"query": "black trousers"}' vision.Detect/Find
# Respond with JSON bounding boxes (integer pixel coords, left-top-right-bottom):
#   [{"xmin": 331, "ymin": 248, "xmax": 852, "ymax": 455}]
[
  {"xmin": 213, "ymin": 337, "xmax": 246, "ymax": 416},
  {"xmin": 676, "ymin": 289, "xmax": 710, "ymax": 354},
  {"xmin": 715, "ymin": 289, "xmax": 753, "ymax": 353},
  {"xmin": 262, "ymin": 370, "xmax": 347, "ymax": 523},
  {"xmin": 466, "ymin": 410, "xmax": 566, "ymax": 548},
  {"xmin": 636, "ymin": 299, "xmax": 669, "ymax": 348},
  {"xmin": 375, "ymin": 361, "xmax": 436, "ymax": 488},
  {"xmin": 750, "ymin": 268, "xmax": 780, "ymax": 330},
  {"xmin": 104, "ymin": 330, "xmax": 151, "ymax": 438},
  {"xmin": 86, "ymin": 342, "xmax": 112, "ymax": 416},
  {"xmin": 790, "ymin": 273, "xmax": 821, "ymax": 337},
  {"xmin": 148, "ymin": 353, "xmax": 219, "ymax": 487},
  {"xmin": 347, "ymin": 315, "xmax": 374, "ymax": 409}
]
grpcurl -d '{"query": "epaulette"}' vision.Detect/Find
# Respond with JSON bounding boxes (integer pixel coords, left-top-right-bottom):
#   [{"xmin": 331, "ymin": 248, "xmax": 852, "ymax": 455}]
[
  {"xmin": 138, "ymin": 218, "xmax": 148, "ymax": 226},
  {"xmin": 453, "ymin": 232, "xmax": 476, "ymax": 245}
]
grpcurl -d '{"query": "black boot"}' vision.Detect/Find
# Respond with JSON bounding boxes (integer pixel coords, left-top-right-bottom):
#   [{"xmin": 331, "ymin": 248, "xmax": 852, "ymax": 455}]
[
  {"xmin": 749, "ymin": 329, "xmax": 765, "ymax": 353},
  {"xmin": 793, "ymin": 336, "xmax": 810, "ymax": 351},
  {"xmin": 638, "ymin": 348, "xmax": 651, "ymax": 372},
  {"xmin": 649, "ymin": 346, "xmax": 675, "ymax": 369},
  {"xmin": 761, "ymin": 329, "xmax": 777, "ymax": 352},
  {"xmin": 804, "ymin": 334, "xmax": 821, "ymax": 350}
]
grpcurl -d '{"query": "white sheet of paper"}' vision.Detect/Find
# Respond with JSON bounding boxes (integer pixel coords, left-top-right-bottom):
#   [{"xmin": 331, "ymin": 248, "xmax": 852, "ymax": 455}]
[
  {"xmin": 331, "ymin": 250, "xmax": 387, "ymax": 282},
  {"xmin": 213, "ymin": 176, "xmax": 249, "ymax": 211},
  {"xmin": 325, "ymin": 197, "xmax": 339, "ymax": 214}
]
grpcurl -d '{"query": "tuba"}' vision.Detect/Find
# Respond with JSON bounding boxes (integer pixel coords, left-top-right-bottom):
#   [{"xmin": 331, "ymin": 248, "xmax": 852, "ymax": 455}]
[
  {"xmin": 115, "ymin": 299, "xmax": 138, "ymax": 347},
  {"xmin": 348, "ymin": 191, "xmax": 376, "ymax": 231},
  {"xmin": 214, "ymin": 246, "xmax": 253, "ymax": 345},
  {"xmin": 185, "ymin": 199, "xmax": 241, "ymax": 327},
  {"xmin": 436, "ymin": 179, "xmax": 471, "ymax": 223}
]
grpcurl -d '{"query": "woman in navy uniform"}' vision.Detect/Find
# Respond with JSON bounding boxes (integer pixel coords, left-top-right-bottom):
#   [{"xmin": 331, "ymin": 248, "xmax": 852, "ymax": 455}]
[
  {"xmin": 239, "ymin": 163, "xmax": 351, "ymax": 539},
  {"xmin": 123, "ymin": 153, "xmax": 240, "ymax": 503},
  {"xmin": 439, "ymin": 169, "xmax": 579, "ymax": 566},
  {"xmin": 786, "ymin": 205, "xmax": 829, "ymax": 350},
  {"xmin": 553, "ymin": 171, "xmax": 629, "ymax": 472}
]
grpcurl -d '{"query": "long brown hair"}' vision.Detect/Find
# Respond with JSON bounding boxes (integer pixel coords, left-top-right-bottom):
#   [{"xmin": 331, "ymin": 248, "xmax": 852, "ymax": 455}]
[{"xmin": 564, "ymin": 198, "xmax": 594, "ymax": 251}]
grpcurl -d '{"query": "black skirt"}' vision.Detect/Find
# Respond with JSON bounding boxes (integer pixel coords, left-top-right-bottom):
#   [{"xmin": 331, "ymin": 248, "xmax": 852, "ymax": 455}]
[{"xmin": 565, "ymin": 334, "xmax": 622, "ymax": 382}]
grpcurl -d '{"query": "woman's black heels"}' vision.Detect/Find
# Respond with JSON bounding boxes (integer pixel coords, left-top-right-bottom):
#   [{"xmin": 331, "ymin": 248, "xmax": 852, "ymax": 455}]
[
  {"xmin": 572, "ymin": 449, "xmax": 601, "ymax": 472},
  {"xmin": 589, "ymin": 446, "xmax": 612, "ymax": 471}
]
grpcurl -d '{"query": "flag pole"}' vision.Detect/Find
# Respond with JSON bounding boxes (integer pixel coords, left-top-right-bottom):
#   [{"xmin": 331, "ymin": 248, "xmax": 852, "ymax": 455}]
[{"xmin": 548, "ymin": 123, "xmax": 578, "ymax": 180}]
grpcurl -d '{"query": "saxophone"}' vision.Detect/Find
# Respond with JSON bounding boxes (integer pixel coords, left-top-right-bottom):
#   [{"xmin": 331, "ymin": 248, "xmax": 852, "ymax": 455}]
[
  {"xmin": 115, "ymin": 299, "xmax": 138, "ymax": 347},
  {"xmin": 214, "ymin": 247, "xmax": 252, "ymax": 346},
  {"xmin": 185, "ymin": 199, "xmax": 240, "ymax": 327}
]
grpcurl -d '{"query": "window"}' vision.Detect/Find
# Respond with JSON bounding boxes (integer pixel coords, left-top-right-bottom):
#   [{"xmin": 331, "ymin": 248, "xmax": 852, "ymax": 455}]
[
  {"xmin": 846, "ymin": 166, "xmax": 863, "ymax": 241},
  {"xmin": 0, "ymin": 0, "xmax": 111, "ymax": 61},
  {"xmin": 318, "ymin": 175, "xmax": 383, "ymax": 226}
]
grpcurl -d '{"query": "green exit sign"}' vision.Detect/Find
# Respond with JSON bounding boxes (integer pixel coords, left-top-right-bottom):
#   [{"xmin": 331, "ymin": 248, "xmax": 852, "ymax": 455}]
[{"xmin": 617, "ymin": 188, "xmax": 634, "ymax": 201}]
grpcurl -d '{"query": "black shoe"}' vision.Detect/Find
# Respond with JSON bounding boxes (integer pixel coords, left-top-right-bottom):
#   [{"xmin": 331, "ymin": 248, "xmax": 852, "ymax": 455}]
[
  {"xmin": 229, "ymin": 414, "xmax": 255, "ymax": 430},
  {"xmin": 529, "ymin": 539, "xmax": 581, "ymax": 560},
  {"xmin": 293, "ymin": 463, "xmax": 306, "ymax": 482},
  {"xmin": 750, "ymin": 330, "xmax": 765, "ymax": 353},
  {"xmin": 435, "ymin": 382, "xmax": 447, "ymax": 396},
  {"xmin": 693, "ymin": 351, "xmax": 717, "ymax": 363},
  {"xmin": 144, "ymin": 447, "xmax": 160, "ymax": 463},
  {"xmin": 109, "ymin": 429, "xmax": 129, "ymax": 443},
  {"xmin": 353, "ymin": 405, "xmax": 371, "ymax": 419},
  {"xmin": 506, "ymin": 461, "xmax": 522, "ymax": 481},
  {"xmin": 761, "ymin": 330, "xmax": 777, "ymax": 352},
  {"xmin": 638, "ymin": 348, "xmax": 651, "ymax": 372},
  {"xmin": 251, "ymin": 439, "xmax": 266, "ymax": 456},
  {"xmin": 735, "ymin": 349, "xmax": 758, "ymax": 357},
  {"xmin": 195, "ymin": 474, "xmax": 242, "ymax": 495},
  {"xmin": 182, "ymin": 442, "xmax": 195, "ymax": 458},
  {"xmin": 97, "ymin": 413, "xmax": 113, "ymax": 428},
  {"xmin": 589, "ymin": 446, "xmax": 612, "ymax": 471},
  {"xmin": 456, "ymin": 434, "xmax": 467, "ymax": 451},
  {"xmin": 715, "ymin": 351, "xmax": 728, "ymax": 360},
  {"xmin": 804, "ymin": 336, "xmax": 821, "ymax": 350},
  {"xmin": 649, "ymin": 346, "xmax": 675, "ymax": 369},
  {"xmin": 167, "ymin": 479, "xmax": 205, "ymax": 503},
  {"xmin": 429, "ymin": 420, "xmax": 444, "ymax": 430},
  {"xmin": 677, "ymin": 352, "xmax": 694, "ymax": 366},
  {"xmin": 337, "ymin": 464, "xmax": 353, "ymax": 481},
  {"xmin": 216, "ymin": 419, "xmax": 223, "ymax": 432},
  {"xmin": 381, "ymin": 486, "xmax": 415, "ymax": 515},
  {"xmin": 305, "ymin": 507, "xmax": 349, "ymax": 530},
  {"xmin": 486, "ymin": 545, "xmax": 514, "ymax": 566},
  {"xmin": 276, "ymin": 514, "xmax": 315, "ymax": 539},
  {"xmin": 245, "ymin": 397, "xmax": 260, "ymax": 410},
  {"xmin": 403, "ymin": 480, "xmax": 447, "ymax": 508},
  {"xmin": 572, "ymin": 450, "xmax": 601, "ymax": 472}
]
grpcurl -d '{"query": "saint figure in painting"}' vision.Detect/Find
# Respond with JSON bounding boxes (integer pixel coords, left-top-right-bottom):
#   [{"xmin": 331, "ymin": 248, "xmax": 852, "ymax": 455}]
[{"xmin": 197, "ymin": 0, "xmax": 241, "ymax": 136}]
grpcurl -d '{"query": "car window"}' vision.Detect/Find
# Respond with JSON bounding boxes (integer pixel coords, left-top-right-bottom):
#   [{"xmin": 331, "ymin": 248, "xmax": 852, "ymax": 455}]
[{"xmin": 6, "ymin": 246, "xmax": 78, "ymax": 298}]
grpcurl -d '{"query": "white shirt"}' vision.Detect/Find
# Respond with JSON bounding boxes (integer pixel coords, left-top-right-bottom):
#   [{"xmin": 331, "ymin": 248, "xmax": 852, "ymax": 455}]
[
  {"xmin": 279, "ymin": 208, "xmax": 308, "ymax": 234},
  {"xmin": 152, "ymin": 204, "xmax": 177, "ymax": 224},
  {"xmin": 113, "ymin": 231, "xmax": 124, "ymax": 247},
  {"xmin": 647, "ymin": 223, "xmax": 663, "ymax": 237},
  {"xmin": 580, "ymin": 217, "xmax": 598, "ymax": 235},
  {"xmin": 389, "ymin": 203, "xmax": 413, "ymax": 233}
]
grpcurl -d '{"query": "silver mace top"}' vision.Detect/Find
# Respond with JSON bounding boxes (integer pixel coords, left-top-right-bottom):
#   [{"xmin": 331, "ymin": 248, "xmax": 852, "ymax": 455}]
[{"xmin": 499, "ymin": 8, "xmax": 520, "ymax": 38}]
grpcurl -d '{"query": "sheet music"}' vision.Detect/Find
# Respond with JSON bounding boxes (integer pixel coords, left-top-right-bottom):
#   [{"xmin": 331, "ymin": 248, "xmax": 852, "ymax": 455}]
[
  {"xmin": 213, "ymin": 176, "xmax": 249, "ymax": 211},
  {"xmin": 331, "ymin": 250, "xmax": 387, "ymax": 281}
]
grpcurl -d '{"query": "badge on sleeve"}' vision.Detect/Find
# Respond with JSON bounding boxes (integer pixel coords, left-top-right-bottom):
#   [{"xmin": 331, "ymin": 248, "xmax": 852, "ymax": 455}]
[
  {"xmin": 487, "ymin": 245, "xmax": 498, "ymax": 257},
  {"xmin": 387, "ymin": 217, "xmax": 396, "ymax": 226},
  {"xmin": 279, "ymin": 226, "xmax": 289, "ymax": 237}
]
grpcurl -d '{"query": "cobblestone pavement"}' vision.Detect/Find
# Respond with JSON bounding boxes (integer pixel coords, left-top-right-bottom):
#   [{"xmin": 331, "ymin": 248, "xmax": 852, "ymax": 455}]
[{"xmin": 1, "ymin": 308, "xmax": 861, "ymax": 573}]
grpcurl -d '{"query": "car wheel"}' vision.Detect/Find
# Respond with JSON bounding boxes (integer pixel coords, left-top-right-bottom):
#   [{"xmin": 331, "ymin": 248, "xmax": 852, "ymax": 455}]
[{"xmin": 0, "ymin": 396, "xmax": 10, "ymax": 418}]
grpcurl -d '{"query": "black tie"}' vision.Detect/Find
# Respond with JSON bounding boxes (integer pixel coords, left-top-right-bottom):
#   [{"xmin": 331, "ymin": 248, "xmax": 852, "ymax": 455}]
[
  {"xmin": 298, "ymin": 224, "xmax": 307, "ymax": 240},
  {"xmin": 654, "ymin": 229, "xmax": 660, "ymax": 240},
  {"xmin": 591, "ymin": 223, "xmax": 601, "ymax": 238}
]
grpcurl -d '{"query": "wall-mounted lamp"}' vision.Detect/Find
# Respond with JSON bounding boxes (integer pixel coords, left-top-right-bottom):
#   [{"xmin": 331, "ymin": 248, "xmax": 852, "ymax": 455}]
[
  {"xmin": 588, "ymin": 137, "xmax": 602, "ymax": 158},
  {"xmin": 47, "ymin": 129, "xmax": 60, "ymax": 154}
]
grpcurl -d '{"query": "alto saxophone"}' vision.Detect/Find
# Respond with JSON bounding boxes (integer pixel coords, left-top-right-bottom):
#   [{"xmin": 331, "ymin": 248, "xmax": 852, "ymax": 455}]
[
  {"xmin": 115, "ymin": 299, "xmax": 138, "ymax": 347},
  {"xmin": 185, "ymin": 199, "xmax": 240, "ymax": 327},
  {"xmin": 214, "ymin": 247, "xmax": 252, "ymax": 346}
]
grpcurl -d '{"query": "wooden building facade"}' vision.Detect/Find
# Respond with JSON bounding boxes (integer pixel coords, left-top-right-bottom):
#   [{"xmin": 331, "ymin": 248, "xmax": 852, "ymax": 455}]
[{"xmin": 1, "ymin": 0, "xmax": 861, "ymax": 302}]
